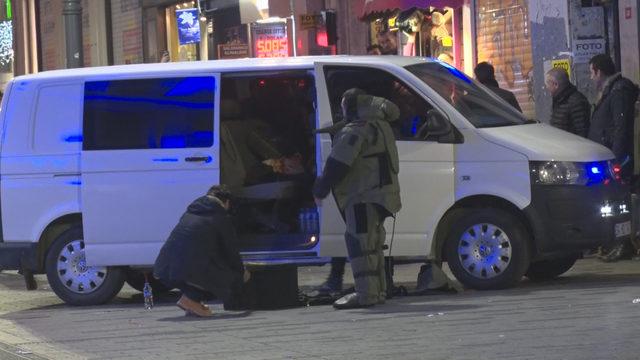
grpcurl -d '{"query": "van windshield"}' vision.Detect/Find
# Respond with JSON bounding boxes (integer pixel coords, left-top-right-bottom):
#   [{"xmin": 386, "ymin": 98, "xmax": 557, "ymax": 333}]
[{"xmin": 405, "ymin": 62, "xmax": 531, "ymax": 128}]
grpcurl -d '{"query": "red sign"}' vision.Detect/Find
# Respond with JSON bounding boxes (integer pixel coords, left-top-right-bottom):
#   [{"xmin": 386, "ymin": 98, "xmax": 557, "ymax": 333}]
[
  {"xmin": 251, "ymin": 23, "xmax": 289, "ymax": 58},
  {"xmin": 625, "ymin": 7, "xmax": 632, "ymax": 20}
]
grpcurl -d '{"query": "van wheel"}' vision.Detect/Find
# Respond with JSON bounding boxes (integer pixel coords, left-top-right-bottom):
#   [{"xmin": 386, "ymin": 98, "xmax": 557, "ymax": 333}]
[
  {"xmin": 445, "ymin": 208, "xmax": 530, "ymax": 290},
  {"xmin": 525, "ymin": 255, "xmax": 578, "ymax": 281},
  {"xmin": 125, "ymin": 269, "xmax": 170, "ymax": 293},
  {"xmin": 45, "ymin": 226, "xmax": 125, "ymax": 305}
]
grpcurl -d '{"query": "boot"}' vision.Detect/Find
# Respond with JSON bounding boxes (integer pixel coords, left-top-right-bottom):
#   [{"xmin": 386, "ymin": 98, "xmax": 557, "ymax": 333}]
[
  {"xmin": 599, "ymin": 241, "xmax": 633, "ymax": 263},
  {"xmin": 333, "ymin": 292, "xmax": 375, "ymax": 310}
]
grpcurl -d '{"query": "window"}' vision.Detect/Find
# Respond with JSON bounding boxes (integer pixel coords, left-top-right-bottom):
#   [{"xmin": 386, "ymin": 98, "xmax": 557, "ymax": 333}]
[
  {"xmin": 34, "ymin": 84, "xmax": 83, "ymax": 153},
  {"xmin": 406, "ymin": 62, "xmax": 530, "ymax": 128},
  {"xmin": 83, "ymin": 76, "xmax": 215, "ymax": 150},
  {"xmin": 323, "ymin": 66, "xmax": 439, "ymax": 141}
]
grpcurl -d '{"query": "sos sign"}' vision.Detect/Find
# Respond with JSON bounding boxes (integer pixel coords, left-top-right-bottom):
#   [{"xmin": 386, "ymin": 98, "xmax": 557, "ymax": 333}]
[
  {"xmin": 252, "ymin": 23, "xmax": 290, "ymax": 58},
  {"xmin": 255, "ymin": 37, "xmax": 289, "ymax": 58}
]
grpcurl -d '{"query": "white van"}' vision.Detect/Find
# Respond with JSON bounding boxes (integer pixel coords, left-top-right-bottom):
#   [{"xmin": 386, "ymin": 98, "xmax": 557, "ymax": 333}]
[{"xmin": 0, "ymin": 56, "xmax": 630, "ymax": 305}]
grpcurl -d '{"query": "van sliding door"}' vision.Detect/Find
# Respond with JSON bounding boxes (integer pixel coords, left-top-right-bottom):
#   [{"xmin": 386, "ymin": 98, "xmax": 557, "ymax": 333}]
[{"xmin": 80, "ymin": 74, "xmax": 221, "ymax": 266}]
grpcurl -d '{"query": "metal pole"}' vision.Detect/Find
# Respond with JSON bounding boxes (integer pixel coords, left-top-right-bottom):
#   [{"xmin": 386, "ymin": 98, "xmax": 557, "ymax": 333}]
[
  {"xmin": 289, "ymin": 0, "xmax": 297, "ymax": 56},
  {"xmin": 63, "ymin": 0, "xmax": 84, "ymax": 68}
]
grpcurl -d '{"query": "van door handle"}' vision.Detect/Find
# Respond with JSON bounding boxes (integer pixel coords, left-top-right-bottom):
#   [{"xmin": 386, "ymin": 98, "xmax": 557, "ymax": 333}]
[{"xmin": 185, "ymin": 156, "xmax": 212, "ymax": 163}]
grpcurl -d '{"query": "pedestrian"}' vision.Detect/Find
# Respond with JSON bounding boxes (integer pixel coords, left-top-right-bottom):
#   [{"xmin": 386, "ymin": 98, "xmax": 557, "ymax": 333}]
[
  {"xmin": 160, "ymin": 50, "xmax": 170, "ymax": 63},
  {"xmin": 474, "ymin": 62, "xmax": 522, "ymax": 112},
  {"xmin": 313, "ymin": 88, "xmax": 401, "ymax": 309},
  {"xmin": 587, "ymin": 54, "xmax": 639, "ymax": 262},
  {"xmin": 153, "ymin": 185, "xmax": 250, "ymax": 317},
  {"xmin": 367, "ymin": 44, "xmax": 382, "ymax": 55},
  {"xmin": 545, "ymin": 67, "xmax": 590, "ymax": 137}
]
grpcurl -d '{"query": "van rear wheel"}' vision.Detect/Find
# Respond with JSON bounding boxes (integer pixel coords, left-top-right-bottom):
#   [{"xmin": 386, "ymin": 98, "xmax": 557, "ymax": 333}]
[
  {"xmin": 445, "ymin": 208, "xmax": 531, "ymax": 290},
  {"xmin": 45, "ymin": 226, "xmax": 125, "ymax": 305}
]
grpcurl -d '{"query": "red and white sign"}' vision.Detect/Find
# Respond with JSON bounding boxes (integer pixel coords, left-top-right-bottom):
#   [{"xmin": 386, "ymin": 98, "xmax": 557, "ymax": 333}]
[
  {"xmin": 625, "ymin": 7, "xmax": 632, "ymax": 20},
  {"xmin": 251, "ymin": 22, "xmax": 289, "ymax": 58}
]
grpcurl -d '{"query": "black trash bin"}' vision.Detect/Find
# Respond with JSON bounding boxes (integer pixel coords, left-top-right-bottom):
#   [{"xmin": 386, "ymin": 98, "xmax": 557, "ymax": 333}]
[{"xmin": 224, "ymin": 263, "xmax": 299, "ymax": 310}]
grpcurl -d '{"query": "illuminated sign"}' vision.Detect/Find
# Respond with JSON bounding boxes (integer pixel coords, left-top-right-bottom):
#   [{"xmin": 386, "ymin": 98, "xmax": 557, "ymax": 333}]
[
  {"xmin": 176, "ymin": 8, "xmax": 201, "ymax": 45},
  {"xmin": 251, "ymin": 22, "xmax": 289, "ymax": 58}
]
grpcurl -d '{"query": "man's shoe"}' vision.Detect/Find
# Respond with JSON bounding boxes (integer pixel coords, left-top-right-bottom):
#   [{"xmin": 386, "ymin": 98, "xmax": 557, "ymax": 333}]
[
  {"xmin": 333, "ymin": 293, "xmax": 375, "ymax": 310},
  {"xmin": 177, "ymin": 295, "xmax": 213, "ymax": 317}
]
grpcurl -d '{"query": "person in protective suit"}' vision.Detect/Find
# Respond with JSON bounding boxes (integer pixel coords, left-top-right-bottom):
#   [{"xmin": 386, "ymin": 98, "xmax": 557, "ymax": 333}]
[
  {"xmin": 154, "ymin": 185, "xmax": 250, "ymax": 317},
  {"xmin": 313, "ymin": 88, "xmax": 401, "ymax": 309}
]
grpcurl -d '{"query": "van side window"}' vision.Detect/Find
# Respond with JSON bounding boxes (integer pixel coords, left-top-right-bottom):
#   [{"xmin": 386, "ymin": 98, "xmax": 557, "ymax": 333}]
[
  {"xmin": 34, "ymin": 84, "xmax": 83, "ymax": 153},
  {"xmin": 324, "ymin": 66, "xmax": 440, "ymax": 141},
  {"xmin": 83, "ymin": 77, "xmax": 215, "ymax": 150}
]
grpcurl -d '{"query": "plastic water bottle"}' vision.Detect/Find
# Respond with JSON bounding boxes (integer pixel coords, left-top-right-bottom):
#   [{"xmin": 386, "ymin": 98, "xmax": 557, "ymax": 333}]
[
  {"xmin": 299, "ymin": 208, "xmax": 307, "ymax": 233},
  {"xmin": 309, "ymin": 208, "xmax": 318, "ymax": 233},
  {"xmin": 143, "ymin": 278, "xmax": 154, "ymax": 310}
]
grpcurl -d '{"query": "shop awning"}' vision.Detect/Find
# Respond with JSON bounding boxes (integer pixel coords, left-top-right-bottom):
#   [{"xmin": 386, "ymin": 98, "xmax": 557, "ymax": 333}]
[{"xmin": 354, "ymin": 0, "xmax": 464, "ymax": 20}]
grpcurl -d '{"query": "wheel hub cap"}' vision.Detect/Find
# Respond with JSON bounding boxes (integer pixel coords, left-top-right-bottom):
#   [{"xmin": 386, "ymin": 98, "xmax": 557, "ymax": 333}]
[
  {"xmin": 56, "ymin": 240, "xmax": 108, "ymax": 294},
  {"xmin": 458, "ymin": 223, "xmax": 513, "ymax": 279}
]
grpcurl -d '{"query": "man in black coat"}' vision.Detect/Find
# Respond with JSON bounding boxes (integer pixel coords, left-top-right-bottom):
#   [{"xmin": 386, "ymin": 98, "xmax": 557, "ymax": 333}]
[
  {"xmin": 545, "ymin": 67, "xmax": 590, "ymax": 137},
  {"xmin": 588, "ymin": 54, "xmax": 640, "ymax": 262},
  {"xmin": 474, "ymin": 62, "xmax": 522, "ymax": 112},
  {"xmin": 154, "ymin": 185, "xmax": 249, "ymax": 317}
]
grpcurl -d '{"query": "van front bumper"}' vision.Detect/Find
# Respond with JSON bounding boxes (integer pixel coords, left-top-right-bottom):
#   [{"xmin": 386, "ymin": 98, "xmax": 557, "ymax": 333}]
[
  {"xmin": 0, "ymin": 242, "xmax": 38, "ymax": 271},
  {"xmin": 523, "ymin": 183, "xmax": 631, "ymax": 258}
]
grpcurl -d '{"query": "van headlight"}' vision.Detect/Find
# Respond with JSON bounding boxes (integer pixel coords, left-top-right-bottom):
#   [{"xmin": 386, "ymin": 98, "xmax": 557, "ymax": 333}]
[{"xmin": 529, "ymin": 161, "xmax": 610, "ymax": 186}]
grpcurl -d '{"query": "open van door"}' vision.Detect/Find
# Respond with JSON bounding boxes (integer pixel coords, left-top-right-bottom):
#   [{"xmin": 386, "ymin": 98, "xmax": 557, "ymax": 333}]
[
  {"xmin": 81, "ymin": 74, "xmax": 221, "ymax": 266},
  {"xmin": 313, "ymin": 62, "xmax": 348, "ymax": 257},
  {"xmin": 314, "ymin": 60, "xmax": 456, "ymax": 259}
]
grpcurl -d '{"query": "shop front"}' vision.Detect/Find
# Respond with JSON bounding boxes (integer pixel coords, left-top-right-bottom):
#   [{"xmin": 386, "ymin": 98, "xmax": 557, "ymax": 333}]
[
  {"xmin": 354, "ymin": 0, "xmax": 465, "ymax": 68},
  {"xmin": 142, "ymin": 0, "xmax": 210, "ymax": 63}
]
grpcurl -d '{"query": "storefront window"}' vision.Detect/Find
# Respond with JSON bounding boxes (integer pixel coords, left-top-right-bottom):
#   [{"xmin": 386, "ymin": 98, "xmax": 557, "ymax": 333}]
[
  {"xmin": 369, "ymin": 6, "xmax": 456, "ymax": 64},
  {"xmin": 165, "ymin": 1, "xmax": 206, "ymax": 62},
  {"xmin": 0, "ymin": 0, "xmax": 13, "ymax": 91},
  {"xmin": 476, "ymin": 0, "xmax": 534, "ymax": 118}
]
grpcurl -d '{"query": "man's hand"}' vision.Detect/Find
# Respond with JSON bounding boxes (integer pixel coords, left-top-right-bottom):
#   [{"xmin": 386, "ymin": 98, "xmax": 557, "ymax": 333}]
[{"xmin": 243, "ymin": 269, "xmax": 251, "ymax": 283}]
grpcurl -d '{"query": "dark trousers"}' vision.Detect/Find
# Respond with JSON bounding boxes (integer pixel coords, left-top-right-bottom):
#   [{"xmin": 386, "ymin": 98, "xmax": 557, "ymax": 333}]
[{"xmin": 179, "ymin": 283, "xmax": 214, "ymax": 302}]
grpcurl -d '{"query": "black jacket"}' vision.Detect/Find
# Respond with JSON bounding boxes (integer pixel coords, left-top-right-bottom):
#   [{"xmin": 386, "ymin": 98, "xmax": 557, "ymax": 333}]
[
  {"xmin": 482, "ymin": 79, "xmax": 522, "ymax": 112},
  {"xmin": 550, "ymin": 84, "xmax": 591, "ymax": 137},
  {"xmin": 588, "ymin": 73, "xmax": 639, "ymax": 164},
  {"xmin": 153, "ymin": 196, "xmax": 244, "ymax": 299}
]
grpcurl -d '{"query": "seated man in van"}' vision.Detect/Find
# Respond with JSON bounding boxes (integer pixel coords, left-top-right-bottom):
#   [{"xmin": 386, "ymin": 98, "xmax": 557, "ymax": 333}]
[
  {"xmin": 220, "ymin": 99, "xmax": 303, "ymax": 189},
  {"xmin": 153, "ymin": 185, "xmax": 251, "ymax": 317}
]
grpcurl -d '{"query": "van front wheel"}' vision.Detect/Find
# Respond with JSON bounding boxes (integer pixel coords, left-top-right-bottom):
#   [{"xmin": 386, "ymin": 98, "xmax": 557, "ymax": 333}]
[
  {"xmin": 445, "ymin": 208, "xmax": 531, "ymax": 290},
  {"xmin": 45, "ymin": 226, "xmax": 125, "ymax": 305}
]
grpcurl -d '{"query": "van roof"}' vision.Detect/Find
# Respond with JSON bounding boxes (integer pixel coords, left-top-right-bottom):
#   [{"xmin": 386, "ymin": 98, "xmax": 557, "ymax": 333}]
[{"xmin": 14, "ymin": 56, "xmax": 433, "ymax": 82}]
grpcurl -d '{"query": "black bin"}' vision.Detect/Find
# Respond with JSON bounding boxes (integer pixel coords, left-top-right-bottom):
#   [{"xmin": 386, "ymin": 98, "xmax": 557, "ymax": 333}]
[{"xmin": 224, "ymin": 264, "xmax": 299, "ymax": 310}]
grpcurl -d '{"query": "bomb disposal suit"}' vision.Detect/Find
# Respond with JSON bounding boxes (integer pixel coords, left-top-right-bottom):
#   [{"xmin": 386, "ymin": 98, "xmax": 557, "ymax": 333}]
[{"xmin": 314, "ymin": 91, "xmax": 402, "ymax": 306}]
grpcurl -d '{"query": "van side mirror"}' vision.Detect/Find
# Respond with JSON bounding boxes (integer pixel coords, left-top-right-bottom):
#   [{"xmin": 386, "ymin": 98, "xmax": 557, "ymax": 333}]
[{"xmin": 415, "ymin": 110, "xmax": 452, "ymax": 140}]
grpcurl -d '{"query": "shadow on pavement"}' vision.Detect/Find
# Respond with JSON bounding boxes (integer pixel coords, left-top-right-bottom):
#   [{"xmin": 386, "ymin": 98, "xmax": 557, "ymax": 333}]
[{"xmin": 157, "ymin": 310, "xmax": 253, "ymax": 322}]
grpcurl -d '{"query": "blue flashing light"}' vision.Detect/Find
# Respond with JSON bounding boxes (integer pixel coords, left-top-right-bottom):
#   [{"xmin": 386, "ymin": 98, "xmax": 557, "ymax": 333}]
[
  {"xmin": 160, "ymin": 135, "xmax": 186, "ymax": 148},
  {"xmin": 67, "ymin": 180, "xmax": 82, "ymax": 185},
  {"xmin": 64, "ymin": 135, "xmax": 83, "ymax": 143},
  {"xmin": 153, "ymin": 158, "xmax": 179, "ymax": 162},
  {"xmin": 204, "ymin": 155, "xmax": 213, "ymax": 163},
  {"xmin": 586, "ymin": 162, "xmax": 607, "ymax": 186}
]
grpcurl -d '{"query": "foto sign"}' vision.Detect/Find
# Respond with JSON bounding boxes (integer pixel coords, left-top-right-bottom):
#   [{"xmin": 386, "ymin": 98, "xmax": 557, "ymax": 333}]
[
  {"xmin": 251, "ymin": 22, "xmax": 289, "ymax": 58},
  {"xmin": 551, "ymin": 59, "xmax": 571, "ymax": 77},
  {"xmin": 573, "ymin": 38, "xmax": 606, "ymax": 63}
]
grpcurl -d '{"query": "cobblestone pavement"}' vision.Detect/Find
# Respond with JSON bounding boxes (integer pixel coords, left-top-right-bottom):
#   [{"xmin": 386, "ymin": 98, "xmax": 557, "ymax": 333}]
[{"xmin": 0, "ymin": 258, "xmax": 639, "ymax": 360}]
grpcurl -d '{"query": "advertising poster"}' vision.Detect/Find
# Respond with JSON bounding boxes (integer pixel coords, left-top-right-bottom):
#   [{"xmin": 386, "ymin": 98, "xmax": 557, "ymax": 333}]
[
  {"xmin": 251, "ymin": 22, "xmax": 289, "ymax": 58},
  {"xmin": 176, "ymin": 8, "xmax": 201, "ymax": 45}
]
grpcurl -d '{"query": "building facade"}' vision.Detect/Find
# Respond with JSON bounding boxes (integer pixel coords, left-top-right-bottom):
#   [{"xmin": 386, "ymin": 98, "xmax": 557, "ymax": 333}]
[{"xmin": 9, "ymin": 0, "xmax": 639, "ymax": 122}]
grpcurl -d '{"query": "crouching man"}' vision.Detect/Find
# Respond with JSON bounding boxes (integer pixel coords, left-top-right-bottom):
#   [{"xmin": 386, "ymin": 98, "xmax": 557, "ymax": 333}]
[{"xmin": 154, "ymin": 185, "xmax": 250, "ymax": 317}]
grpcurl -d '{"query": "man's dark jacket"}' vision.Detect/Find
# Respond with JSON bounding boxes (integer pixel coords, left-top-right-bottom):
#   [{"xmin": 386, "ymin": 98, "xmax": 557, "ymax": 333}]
[
  {"xmin": 482, "ymin": 79, "xmax": 522, "ymax": 112},
  {"xmin": 153, "ymin": 196, "xmax": 244, "ymax": 300},
  {"xmin": 550, "ymin": 83, "xmax": 591, "ymax": 137},
  {"xmin": 588, "ymin": 73, "xmax": 639, "ymax": 166}
]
